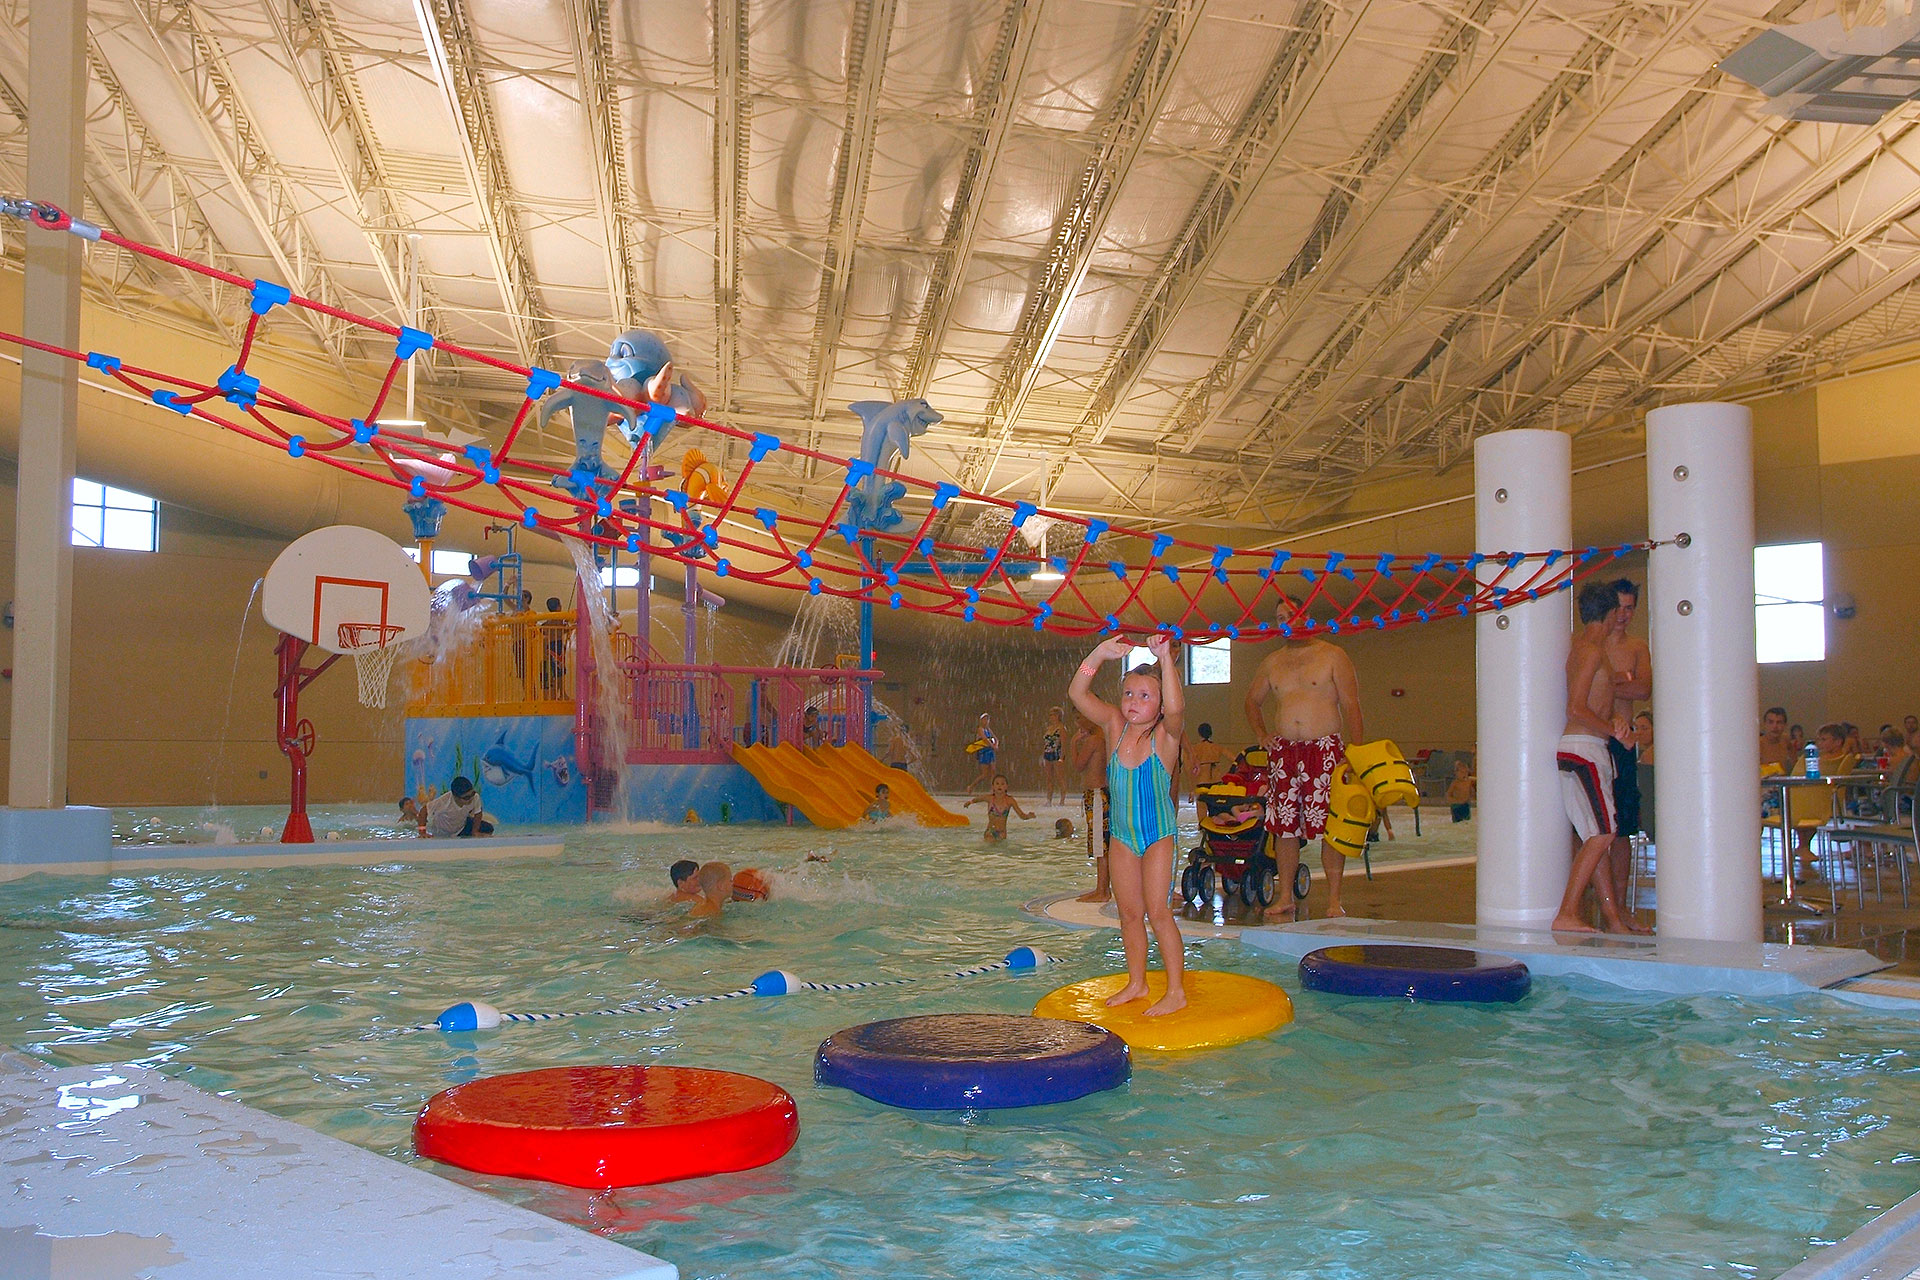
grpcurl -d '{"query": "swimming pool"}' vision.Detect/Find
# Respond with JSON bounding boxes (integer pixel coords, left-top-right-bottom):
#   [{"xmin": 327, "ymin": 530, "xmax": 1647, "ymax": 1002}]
[{"xmin": 5, "ymin": 817, "xmax": 1915, "ymax": 1278}]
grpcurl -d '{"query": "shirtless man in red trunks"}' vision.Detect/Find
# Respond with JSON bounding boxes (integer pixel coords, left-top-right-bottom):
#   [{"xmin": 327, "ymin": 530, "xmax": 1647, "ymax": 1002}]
[{"xmin": 1244, "ymin": 626, "xmax": 1363, "ymax": 921}]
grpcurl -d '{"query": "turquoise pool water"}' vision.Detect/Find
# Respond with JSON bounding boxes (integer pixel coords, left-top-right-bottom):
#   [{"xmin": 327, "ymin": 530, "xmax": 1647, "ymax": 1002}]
[{"xmin": 5, "ymin": 816, "xmax": 1915, "ymax": 1278}]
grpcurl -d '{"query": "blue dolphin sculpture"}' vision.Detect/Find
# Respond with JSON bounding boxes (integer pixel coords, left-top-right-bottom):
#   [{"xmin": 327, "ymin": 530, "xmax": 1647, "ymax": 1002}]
[{"xmin": 847, "ymin": 399, "xmax": 941, "ymax": 530}]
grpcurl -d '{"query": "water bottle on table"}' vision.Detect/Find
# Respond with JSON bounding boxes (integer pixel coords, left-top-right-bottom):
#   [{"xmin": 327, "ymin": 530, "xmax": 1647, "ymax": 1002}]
[{"xmin": 1804, "ymin": 741, "xmax": 1821, "ymax": 779}]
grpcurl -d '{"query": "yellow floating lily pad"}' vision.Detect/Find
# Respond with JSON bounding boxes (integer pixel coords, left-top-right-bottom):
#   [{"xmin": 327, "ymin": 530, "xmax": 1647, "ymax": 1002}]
[{"xmin": 1033, "ymin": 970, "xmax": 1293, "ymax": 1051}]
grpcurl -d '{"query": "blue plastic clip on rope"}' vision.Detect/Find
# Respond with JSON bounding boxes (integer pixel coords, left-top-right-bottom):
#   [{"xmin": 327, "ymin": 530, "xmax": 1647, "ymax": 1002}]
[
  {"xmin": 716, "ymin": 559, "xmax": 731, "ymax": 576},
  {"xmin": 286, "ymin": 436, "xmax": 305, "ymax": 457},
  {"xmin": 395, "ymin": 327, "xmax": 435, "ymax": 361},
  {"xmin": 749, "ymin": 432, "xmax": 781, "ymax": 462},
  {"xmin": 409, "ymin": 477, "xmax": 426, "ymax": 498},
  {"xmin": 522, "ymin": 507, "xmax": 540, "ymax": 528},
  {"xmin": 352, "ymin": 419, "xmax": 377, "ymax": 445},
  {"xmin": 1109, "ymin": 561, "xmax": 1128, "ymax": 581},
  {"xmin": 889, "ymin": 592, "xmax": 902, "ymax": 609},
  {"xmin": 642, "ymin": 403, "xmax": 676, "ymax": 436},
  {"xmin": 216, "ymin": 366, "xmax": 260, "ymax": 409},
  {"xmin": 808, "ymin": 578, "xmax": 823, "ymax": 595},
  {"xmin": 152, "ymin": 390, "xmax": 191, "ymax": 415},
  {"xmin": 1084, "ymin": 520, "xmax": 1107, "ymax": 546},
  {"xmin": 525, "ymin": 367, "xmax": 560, "ymax": 400},
  {"xmin": 249, "ymin": 279, "xmax": 291, "ymax": 316},
  {"xmin": 1012, "ymin": 502, "xmax": 1036, "ymax": 528},
  {"xmin": 795, "ymin": 550, "xmax": 812, "ymax": 569},
  {"xmin": 844, "ymin": 459, "xmax": 875, "ymax": 487},
  {"xmin": 932, "ymin": 482, "xmax": 959, "ymax": 510},
  {"xmin": 1151, "ymin": 533, "xmax": 1173, "ymax": 557},
  {"xmin": 85, "ymin": 351, "xmax": 121, "ymax": 375},
  {"xmin": 754, "ymin": 507, "xmax": 779, "ymax": 531}
]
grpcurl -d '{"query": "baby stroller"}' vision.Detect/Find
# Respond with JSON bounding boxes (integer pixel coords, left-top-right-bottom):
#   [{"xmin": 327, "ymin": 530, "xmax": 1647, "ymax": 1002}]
[{"xmin": 1180, "ymin": 756, "xmax": 1304, "ymax": 916}]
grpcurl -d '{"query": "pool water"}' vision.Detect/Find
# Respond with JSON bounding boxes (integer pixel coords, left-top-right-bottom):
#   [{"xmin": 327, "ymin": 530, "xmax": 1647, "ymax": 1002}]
[{"xmin": 4, "ymin": 818, "xmax": 1915, "ymax": 1279}]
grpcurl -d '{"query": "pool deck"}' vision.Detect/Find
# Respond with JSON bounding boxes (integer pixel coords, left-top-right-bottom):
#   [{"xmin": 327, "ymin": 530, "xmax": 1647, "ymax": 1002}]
[
  {"xmin": 0, "ymin": 1050, "xmax": 672, "ymax": 1279},
  {"xmin": 0, "ymin": 834, "xmax": 566, "ymax": 881},
  {"xmin": 1025, "ymin": 892, "xmax": 1893, "ymax": 997}
]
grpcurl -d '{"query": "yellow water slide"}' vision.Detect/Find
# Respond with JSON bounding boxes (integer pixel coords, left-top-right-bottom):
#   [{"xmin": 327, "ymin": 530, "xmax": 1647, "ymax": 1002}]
[
  {"xmin": 816, "ymin": 744, "xmax": 969, "ymax": 828},
  {"xmin": 730, "ymin": 742, "xmax": 870, "ymax": 828}
]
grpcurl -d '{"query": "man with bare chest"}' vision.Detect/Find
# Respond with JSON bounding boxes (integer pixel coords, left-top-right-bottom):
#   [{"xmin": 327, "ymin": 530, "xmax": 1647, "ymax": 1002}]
[
  {"xmin": 1243, "ymin": 630, "xmax": 1362, "ymax": 920},
  {"xmin": 1603, "ymin": 579, "xmax": 1651, "ymax": 903},
  {"xmin": 1552, "ymin": 581, "xmax": 1639, "ymax": 933}
]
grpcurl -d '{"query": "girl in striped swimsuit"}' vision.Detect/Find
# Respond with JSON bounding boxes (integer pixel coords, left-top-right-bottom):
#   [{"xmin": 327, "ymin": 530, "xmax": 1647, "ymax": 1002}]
[{"xmin": 1068, "ymin": 632, "xmax": 1188, "ymax": 1017}]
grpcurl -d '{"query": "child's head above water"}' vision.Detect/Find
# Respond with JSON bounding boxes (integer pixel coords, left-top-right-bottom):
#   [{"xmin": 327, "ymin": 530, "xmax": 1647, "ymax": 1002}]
[
  {"xmin": 668, "ymin": 858, "xmax": 699, "ymax": 891},
  {"xmin": 1054, "ymin": 818, "xmax": 1074, "ymax": 838},
  {"xmin": 874, "ymin": 783, "xmax": 890, "ymax": 799},
  {"xmin": 990, "ymin": 773, "xmax": 1010, "ymax": 795}
]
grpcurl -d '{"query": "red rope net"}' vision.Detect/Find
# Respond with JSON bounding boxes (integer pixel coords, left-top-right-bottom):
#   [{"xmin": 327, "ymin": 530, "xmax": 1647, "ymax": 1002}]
[{"xmin": 1, "ymin": 198, "xmax": 1646, "ymax": 641}]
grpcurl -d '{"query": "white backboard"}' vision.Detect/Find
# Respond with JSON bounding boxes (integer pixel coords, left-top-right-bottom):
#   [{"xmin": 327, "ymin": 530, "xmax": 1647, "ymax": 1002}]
[{"xmin": 263, "ymin": 525, "xmax": 431, "ymax": 654}]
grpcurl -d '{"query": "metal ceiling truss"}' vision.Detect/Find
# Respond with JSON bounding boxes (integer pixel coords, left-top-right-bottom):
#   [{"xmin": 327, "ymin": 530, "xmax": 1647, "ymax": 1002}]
[
  {"xmin": 1155, "ymin": 0, "xmax": 1510, "ymax": 468},
  {"xmin": 899, "ymin": 0, "xmax": 1046, "ymax": 401},
  {"xmin": 413, "ymin": 0, "xmax": 554, "ymax": 370},
  {"xmin": 713, "ymin": 0, "xmax": 749, "ymax": 423},
  {"xmin": 566, "ymin": 0, "xmax": 642, "ymax": 332},
  {"xmin": 1234, "ymin": 1, "xmax": 1700, "ymax": 498},
  {"xmin": 959, "ymin": 0, "xmax": 1211, "ymax": 494},
  {"xmin": 1074, "ymin": 0, "xmax": 1345, "ymax": 449},
  {"xmin": 124, "ymin": 0, "xmax": 384, "ymax": 373},
  {"xmin": 802, "ymin": 0, "xmax": 898, "ymax": 467}
]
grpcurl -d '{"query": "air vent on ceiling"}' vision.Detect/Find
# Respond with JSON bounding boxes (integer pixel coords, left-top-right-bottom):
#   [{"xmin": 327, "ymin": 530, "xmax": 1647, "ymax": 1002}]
[{"xmin": 1721, "ymin": 11, "xmax": 1920, "ymax": 124}]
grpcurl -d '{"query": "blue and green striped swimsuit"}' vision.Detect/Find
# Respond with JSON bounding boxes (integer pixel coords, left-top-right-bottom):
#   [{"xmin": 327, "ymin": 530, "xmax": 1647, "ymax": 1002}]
[{"xmin": 1107, "ymin": 738, "xmax": 1177, "ymax": 856}]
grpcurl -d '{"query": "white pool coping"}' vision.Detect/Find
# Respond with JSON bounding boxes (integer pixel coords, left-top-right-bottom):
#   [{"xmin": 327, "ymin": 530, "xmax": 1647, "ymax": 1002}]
[
  {"xmin": 0, "ymin": 1051, "xmax": 672, "ymax": 1279},
  {"xmin": 1025, "ymin": 894, "xmax": 1893, "ymax": 997},
  {"xmin": 0, "ymin": 834, "xmax": 566, "ymax": 880}
]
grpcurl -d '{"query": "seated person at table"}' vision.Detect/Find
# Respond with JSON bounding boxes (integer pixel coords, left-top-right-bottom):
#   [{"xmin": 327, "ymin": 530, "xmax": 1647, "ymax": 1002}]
[
  {"xmin": 1759, "ymin": 707, "xmax": 1795, "ymax": 773},
  {"xmin": 1786, "ymin": 724, "xmax": 1861, "ymax": 881},
  {"xmin": 1884, "ymin": 728, "xmax": 1913, "ymax": 774},
  {"xmin": 668, "ymin": 859, "xmax": 770, "ymax": 917}
]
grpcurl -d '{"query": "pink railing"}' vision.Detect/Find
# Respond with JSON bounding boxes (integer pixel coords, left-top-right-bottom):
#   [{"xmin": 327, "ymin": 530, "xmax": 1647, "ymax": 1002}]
[{"xmin": 610, "ymin": 660, "xmax": 877, "ymax": 765}]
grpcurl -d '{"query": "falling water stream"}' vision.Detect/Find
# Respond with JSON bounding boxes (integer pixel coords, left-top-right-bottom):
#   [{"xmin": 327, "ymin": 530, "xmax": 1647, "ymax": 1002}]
[
  {"xmin": 203, "ymin": 577, "xmax": 262, "ymax": 809},
  {"xmin": 564, "ymin": 538, "xmax": 634, "ymax": 820}
]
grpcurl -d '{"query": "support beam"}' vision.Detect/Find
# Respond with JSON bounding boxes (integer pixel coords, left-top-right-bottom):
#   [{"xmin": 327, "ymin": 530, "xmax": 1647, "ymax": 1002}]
[
  {"xmin": 413, "ymin": 0, "xmax": 554, "ymax": 370},
  {"xmin": 568, "ymin": 0, "xmax": 641, "ymax": 330},
  {"xmin": 963, "ymin": 0, "xmax": 1209, "ymax": 492},
  {"xmin": 900, "ymin": 0, "xmax": 1046, "ymax": 400},
  {"xmin": 805, "ymin": 0, "xmax": 898, "ymax": 429},
  {"xmin": 1647, "ymin": 404, "xmax": 1760, "ymax": 943},
  {"xmin": 7, "ymin": 0, "xmax": 106, "ymax": 858},
  {"xmin": 1473, "ymin": 429, "xmax": 1571, "ymax": 931},
  {"xmin": 712, "ymin": 0, "xmax": 749, "ymax": 417}
]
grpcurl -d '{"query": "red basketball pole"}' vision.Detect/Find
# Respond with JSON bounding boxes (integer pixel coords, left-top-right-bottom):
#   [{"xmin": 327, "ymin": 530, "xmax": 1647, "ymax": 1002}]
[{"xmin": 273, "ymin": 633, "xmax": 339, "ymax": 843}]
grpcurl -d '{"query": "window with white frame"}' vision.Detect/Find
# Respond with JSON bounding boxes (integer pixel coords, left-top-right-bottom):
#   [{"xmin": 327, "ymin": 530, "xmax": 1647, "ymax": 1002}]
[
  {"xmin": 1123, "ymin": 645, "xmax": 1155, "ymax": 673},
  {"xmin": 402, "ymin": 547, "xmax": 480, "ymax": 578},
  {"xmin": 71, "ymin": 480, "xmax": 158, "ymax": 551},
  {"xmin": 1755, "ymin": 541, "xmax": 1825, "ymax": 664},
  {"xmin": 599, "ymin": 566, "xmax": 653, "ymax": 590},
  {"xmin": 1187, "ymin": 637, "xmax": 1231, "ymax": 685}
]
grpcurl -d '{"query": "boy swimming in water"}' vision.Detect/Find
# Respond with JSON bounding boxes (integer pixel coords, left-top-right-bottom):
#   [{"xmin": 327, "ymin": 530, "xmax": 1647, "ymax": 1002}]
[
  {"xmin": 1069, "ymin": 632, "xmax": 1187, "ymax": 1017},
  {"xmin": 964, "ymin": 774, "xmax": 1034, "ymax": 841},
  {"xmin": 667, "ymin": 859, "xmax": 771, "ymax": 917},
  {"xmin": 866, "ymin": 783, "xmax": 892, "ymax": 822}
]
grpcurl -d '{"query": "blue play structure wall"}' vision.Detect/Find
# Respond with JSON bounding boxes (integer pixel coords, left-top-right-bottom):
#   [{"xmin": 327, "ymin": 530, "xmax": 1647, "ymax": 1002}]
[
  {"xmin": 619, "ymin": 762, "xmax": 789, "ymax": 825},
  {"xmin": 405, "ymin": 716, "xmax": 790, "ymax": 826},
  {"xmin": 406, "ymin": 716, "xmax": 585, "ymax": 825}
]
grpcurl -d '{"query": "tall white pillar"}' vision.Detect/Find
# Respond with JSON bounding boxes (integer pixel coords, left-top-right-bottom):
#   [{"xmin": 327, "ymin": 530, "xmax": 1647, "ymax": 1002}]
[
  {"xmin": 1647, "ymin": 403, "xmax": 1761, "ymax": 942},
  {"xmin": 1, "ymin": 0, "xmax": 109, "ymax": 864},
  {"xmin": 1475, "ymin": 430, "xmax": 1572, "ymax": 929}
]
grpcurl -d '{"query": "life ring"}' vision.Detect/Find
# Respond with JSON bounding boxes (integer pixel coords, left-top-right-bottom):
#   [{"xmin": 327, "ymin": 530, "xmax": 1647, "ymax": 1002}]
[
  {"xmin": 413, "ymin": 1064, "xmax": 798, "ymax": 1188},
  {"xmin": 1344, "ymin": 739, "xmax": 1421, "ymax": 808},
  {"xmin": 1323, "ymin": 764, "xmax": 1377, "ymax": 859},
  {"xmin": 1033, "ymin": 971, "xmax": 1292, "ymax": 1051},
  {"xmin": 1298, "ymin": 944, "xmax": 1531, "ymax": 1004},
  {"xmin": 815, "ymin": 1013, "xmax": 1128, "ymax": 1109},
  {"xmin": 680, "ymin": 448, "xmax": 725, "ymax": 505}
]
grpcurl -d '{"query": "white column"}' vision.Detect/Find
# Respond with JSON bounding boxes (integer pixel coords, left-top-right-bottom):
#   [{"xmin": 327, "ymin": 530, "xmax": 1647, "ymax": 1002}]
[
  {"xmin": 1647, "ymin": 403, "xmax": 1761, "ymax": 943},
  {"xmin": 10, "ymin": 0, "xmax": 85, "ymax": 809},
  {"xmin": 1474, "ymin": 429, "xmax": 1572, "ymax": 929}
]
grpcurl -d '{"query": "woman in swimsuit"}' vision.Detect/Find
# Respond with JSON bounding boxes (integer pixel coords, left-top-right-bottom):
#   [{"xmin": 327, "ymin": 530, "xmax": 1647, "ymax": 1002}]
[
  {"xmin": 1068, "ymin": 632, "xmax": 1187, "ymax": 1017},
  {"xmin": 1040, "ymin": 705, "xmax": 1068, "ymax": 807}
]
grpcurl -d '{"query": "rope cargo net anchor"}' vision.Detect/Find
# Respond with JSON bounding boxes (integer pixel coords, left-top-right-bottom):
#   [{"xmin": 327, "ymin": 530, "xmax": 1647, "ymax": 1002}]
[{"xmin": 0, "ymin": 196, "xmax": 1657, "ymax": 638}]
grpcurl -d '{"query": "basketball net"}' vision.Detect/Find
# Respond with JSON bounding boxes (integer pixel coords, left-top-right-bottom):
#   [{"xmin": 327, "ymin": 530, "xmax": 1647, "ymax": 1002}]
[{"xmin": 339, "ymin": 622, "xmax": 406, "ymax": 708}]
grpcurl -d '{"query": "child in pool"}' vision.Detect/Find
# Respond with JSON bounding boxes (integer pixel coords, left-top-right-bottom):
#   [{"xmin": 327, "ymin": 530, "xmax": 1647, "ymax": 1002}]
[
  {"xmin": 866, "ymin": 783, "xmax": 892, "ymax": 822},
  {"xmin": 1069, "ymin": 632, "xmax": 1186, "ymax": 1017},
  {"xmin": 964, "ymin": 774, "xmax": 1033, "ymax": 841},
  {"xmin": 398, "ymin": 796, "xmax": 425, "ymax": 835},
  {"xmin": 1054, "ymin": 818, "xmax": 1075, "ymax": 838},
  {"xmin": 667, "ymin": 859, "xmax": 770, "ymax": 917},
  {"xmin": 967, "ymin": 713, "xmax": 999, "ymax": 796},
  {"xmin": 1446, "ymin": 759, "xmax": 1475, "ymax": 822},
  {"xmin": 1040, "ymin": 706, "xmax": 1068, "ymax": 806}
]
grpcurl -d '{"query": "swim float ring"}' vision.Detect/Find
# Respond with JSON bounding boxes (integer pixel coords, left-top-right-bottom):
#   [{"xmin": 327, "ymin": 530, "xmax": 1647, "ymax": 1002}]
[
  {"xmin": 1298, "ymin": 944, "xmax": 1531, "ymax": 1003},
  {"xmin": 413, "ymin": 1064, "xmax": 798, "ymax": 1188},
  {"xmin": 1033, "ymin": 971, "xmax": 1292, "ymax": 1051},
  {"xmin": 1344, "ymin": 739, "xmax": 1420, "ymax": 808},
  {"xmin": 816, "ymin": 1013, "xmax": 1128, "ymax": 1109}
]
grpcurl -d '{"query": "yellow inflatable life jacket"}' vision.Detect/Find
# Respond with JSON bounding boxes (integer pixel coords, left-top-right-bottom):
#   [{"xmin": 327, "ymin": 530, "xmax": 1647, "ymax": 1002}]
[
  {"xmin": 1345, "ymin": 739, "xmax": 1420, "ymax": 809},
  {"xmin": 1323, "ymin": 764, "xmax": 1377, "ymax": 859},
  {"xmin": 964, "ymin": 739, "xmax": 989, "ymax": 755}
]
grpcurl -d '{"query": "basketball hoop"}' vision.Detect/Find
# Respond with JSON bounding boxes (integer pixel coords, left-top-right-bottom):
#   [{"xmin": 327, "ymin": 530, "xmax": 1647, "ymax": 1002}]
[{"xmin": 339, "ymin": 621, "xmax": 406, "ymax": 708}]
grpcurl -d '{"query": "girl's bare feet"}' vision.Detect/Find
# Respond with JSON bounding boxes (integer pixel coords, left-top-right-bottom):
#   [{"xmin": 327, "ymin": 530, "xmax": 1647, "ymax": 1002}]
[
  {"xmin": 1261, "ymin": 903, "xmax": 1296, "ymax": 924},
  {"xmin": 1075, "ymin": 888, "xmax": 1111, "ymax": 904},
  {"xmin": 1551, "ymin": 914, "xmax": 1597, "ymax": 933},
  {"xmin": 1104, "ymin": 982, "xmax": 1151, "ymax": 1007},
  {"xmin": 1143, "ymin": 990, "xmax": 1187, "ymax": 1017}
]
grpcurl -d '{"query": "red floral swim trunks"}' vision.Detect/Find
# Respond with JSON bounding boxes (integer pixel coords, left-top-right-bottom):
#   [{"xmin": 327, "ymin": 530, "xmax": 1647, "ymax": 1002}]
[{"xmin": 1264, "ymin": 734, "xmax": 1345, "ymax": 841}]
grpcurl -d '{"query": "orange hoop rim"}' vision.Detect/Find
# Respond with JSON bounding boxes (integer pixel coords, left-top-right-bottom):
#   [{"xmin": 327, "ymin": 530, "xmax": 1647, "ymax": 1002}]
[{"xmin": 338, "ymin": 621, "xmax": 406, "ymax": 651}]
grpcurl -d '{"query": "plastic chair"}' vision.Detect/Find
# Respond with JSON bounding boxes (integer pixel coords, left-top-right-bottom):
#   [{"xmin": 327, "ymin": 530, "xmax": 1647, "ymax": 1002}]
[
  {"xmin": 1821, "ymin": 760, "xmax": 1920, "ymax": 908},
  {"xmin": 1763, "ymin": 780, "xmax": 1842, "ymax": 888}
]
